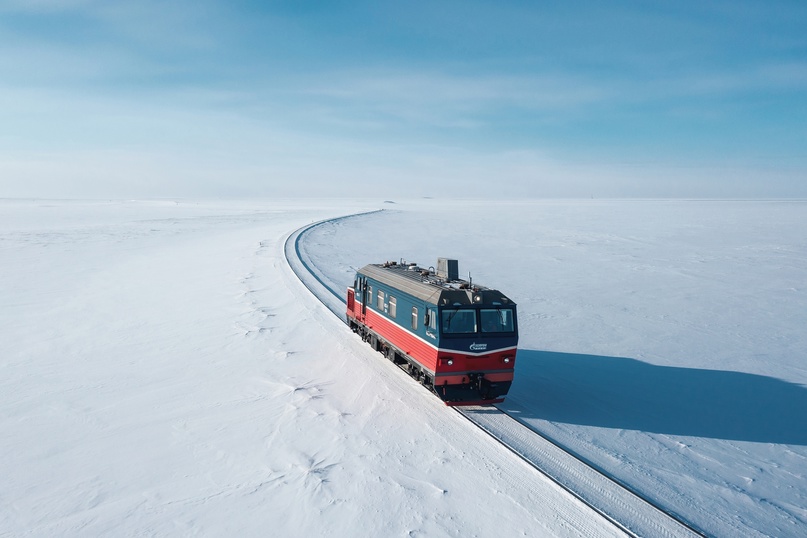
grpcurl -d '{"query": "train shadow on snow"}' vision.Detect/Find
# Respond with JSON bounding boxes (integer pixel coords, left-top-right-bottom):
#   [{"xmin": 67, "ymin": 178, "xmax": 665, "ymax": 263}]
[{"xmin": 501, "ymin": 349, "xmax": 807, "ymax": 445}]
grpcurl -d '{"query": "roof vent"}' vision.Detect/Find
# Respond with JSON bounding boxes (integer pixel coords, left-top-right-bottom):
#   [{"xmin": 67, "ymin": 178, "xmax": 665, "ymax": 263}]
[{"xmin": 437, "ymin": 258, "xmax": 459, "ymax": 281}]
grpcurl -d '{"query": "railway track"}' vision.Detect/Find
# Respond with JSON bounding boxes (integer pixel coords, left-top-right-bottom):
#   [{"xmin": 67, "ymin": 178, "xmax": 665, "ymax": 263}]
[{"xmin": 284, "ymin": 215, "xmax": 707, "ymax": 538}]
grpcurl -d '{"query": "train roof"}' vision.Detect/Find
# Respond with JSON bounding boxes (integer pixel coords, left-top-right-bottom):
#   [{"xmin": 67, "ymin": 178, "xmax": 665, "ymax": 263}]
[{"xmin": 358, "ymin": 260, "xmax": 516, "ymax": 307}]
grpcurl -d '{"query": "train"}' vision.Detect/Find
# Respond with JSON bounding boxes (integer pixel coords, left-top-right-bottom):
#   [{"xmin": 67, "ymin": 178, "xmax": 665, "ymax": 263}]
[{"xmin": 346, "ymin": 258, "xmax": 518, "ymax": 405}]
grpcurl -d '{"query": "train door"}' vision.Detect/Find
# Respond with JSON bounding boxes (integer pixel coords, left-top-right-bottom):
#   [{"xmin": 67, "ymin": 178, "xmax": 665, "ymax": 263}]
[
  {"xmin": 360, "ymin": 277, "xmax": 368, "ymax": 319},
  {"xmin": 347, "ymin": 278, "xmax": 355, "ymax": 313}
]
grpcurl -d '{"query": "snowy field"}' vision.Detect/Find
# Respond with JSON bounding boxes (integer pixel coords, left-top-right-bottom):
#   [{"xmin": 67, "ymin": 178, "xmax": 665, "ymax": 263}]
[
  {"xmin": 300, "ymin": 199, "xmax": 807, "ymax": 537},
  {"xmin": 2, "ymin": 198, "xmax": 806, "ymax": 537},
  {"xmin": 2, "ymin": 199, "xmax": 622, "ymax": 537}
]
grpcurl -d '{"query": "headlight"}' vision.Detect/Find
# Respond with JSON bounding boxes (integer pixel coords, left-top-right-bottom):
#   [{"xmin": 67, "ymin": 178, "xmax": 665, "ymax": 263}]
[
  {"xmin": 447, "ymin": 359, "xmax": 454, "ymax": 366},
  {"xmin": 503, "ymin": 357, "xmax": 511, "ymax": 363}
]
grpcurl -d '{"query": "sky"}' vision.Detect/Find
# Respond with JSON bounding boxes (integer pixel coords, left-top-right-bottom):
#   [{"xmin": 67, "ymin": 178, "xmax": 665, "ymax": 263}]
[{"xmin": 1, "ymin": 0, "xmax": 806, "ymax": 199}]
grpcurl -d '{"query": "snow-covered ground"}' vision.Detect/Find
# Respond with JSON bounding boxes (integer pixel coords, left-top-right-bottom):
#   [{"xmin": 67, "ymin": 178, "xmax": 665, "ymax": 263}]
[
  {"xmin": 2, "ymin": 198, "xmax": 626, "ymax": 537},
  {"xmin": 299, "ymin": 198, "xmax": 807, "ymax": 537},
  {"xmin": 2, "ymin": 198, "xmax": 805, "ymax": 536}
]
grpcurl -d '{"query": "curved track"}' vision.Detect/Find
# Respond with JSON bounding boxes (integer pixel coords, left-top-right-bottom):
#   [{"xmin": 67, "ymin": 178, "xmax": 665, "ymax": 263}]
[{"xmin": 284, "ymin": 214, "xmax": 707, "ymax": 538}]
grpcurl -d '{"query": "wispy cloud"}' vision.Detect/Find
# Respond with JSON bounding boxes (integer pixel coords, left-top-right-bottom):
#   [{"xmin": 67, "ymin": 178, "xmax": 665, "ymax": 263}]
[
  {"xmin": 304, "ymin": 71, "xmax": 607, "ymax": 109},
  {"xmin": 278, "ymin": 70, "xmax": 614, "ymax": 135}
]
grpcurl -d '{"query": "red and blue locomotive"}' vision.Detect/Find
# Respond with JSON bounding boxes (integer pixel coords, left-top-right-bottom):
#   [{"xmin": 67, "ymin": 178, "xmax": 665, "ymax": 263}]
[{"xmin": 346, "ymin": 258, "xmax": 518, "ymax": 405}]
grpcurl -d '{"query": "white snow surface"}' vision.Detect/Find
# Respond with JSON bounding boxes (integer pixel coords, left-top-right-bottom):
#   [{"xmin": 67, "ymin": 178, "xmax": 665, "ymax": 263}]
[
  {"xmin": 3, "ymin": 198, "xmax": 806, "ymax": 537},
  {"xmin": 2, "ymin": 198, "xmax": 625, "ymax": 537},
  {"xmin": 299, "ymin": 198, "xmax": 807, "ymax": 538}
]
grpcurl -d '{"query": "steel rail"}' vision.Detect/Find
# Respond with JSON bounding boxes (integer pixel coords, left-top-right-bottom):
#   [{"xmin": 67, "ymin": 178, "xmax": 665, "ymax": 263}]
[
  {"xmin": 499, "ymin": 410, "xmax": 709, "ymax": 537},
  {"xmin": 453, "ymin": 406, "xmax": 707, "ymax": 538},
  {"xmin": 455, "ymin": 406, "xmax": 640, "ymax": 538},
  {"xmin": 284, "ymin": 210, "xmax": 382, "ymax": 320}
]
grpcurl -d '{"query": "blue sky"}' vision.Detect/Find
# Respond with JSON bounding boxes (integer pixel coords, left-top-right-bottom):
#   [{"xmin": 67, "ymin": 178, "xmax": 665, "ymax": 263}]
[{"xmin": 1, "ymin": 0, "xmax": 806, "ymax": 198}]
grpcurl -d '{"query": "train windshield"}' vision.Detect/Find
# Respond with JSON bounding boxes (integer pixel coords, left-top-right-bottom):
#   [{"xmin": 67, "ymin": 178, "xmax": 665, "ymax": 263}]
[
  {"xmin": 480, "ymin": 308, "xmax": 515, "ymax": 333},
  {"xmin": 441, "ymin": 309, "xmax": 477, "ymax": 334}
]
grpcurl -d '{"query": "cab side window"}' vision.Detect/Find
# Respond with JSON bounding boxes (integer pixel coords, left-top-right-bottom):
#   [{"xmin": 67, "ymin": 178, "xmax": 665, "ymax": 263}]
[{"xmin": 427, "ymin": 308, "xmax": 437, "ymax": 330}]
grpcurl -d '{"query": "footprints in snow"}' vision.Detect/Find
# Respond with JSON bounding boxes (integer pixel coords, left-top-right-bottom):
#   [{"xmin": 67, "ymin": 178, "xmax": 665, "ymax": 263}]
[
  {"xmin": 254, "ymin": 453, "xmax": 340, "ymax": 498},
  {"xmin": 235, "ymin": 259, "xmax": 280, "ymax": 339},
  {"xmin": 235, "ymin": 243, "xmax": 298, "ymax": 341},
  {"xmin": 234, "ymin": 239, "xmax": 351, "ymax": 499}
]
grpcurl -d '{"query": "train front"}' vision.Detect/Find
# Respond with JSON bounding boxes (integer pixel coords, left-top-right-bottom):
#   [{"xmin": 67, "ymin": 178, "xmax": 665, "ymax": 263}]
[{"xmin": 432, "ymin": 289, "xmax": 518, "ymax": 405}]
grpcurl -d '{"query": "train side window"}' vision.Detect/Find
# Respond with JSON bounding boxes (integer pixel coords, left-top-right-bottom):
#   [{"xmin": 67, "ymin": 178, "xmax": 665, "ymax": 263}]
[
  {"xmin": 367, "ymin": 285, "xmax": 372, "ymax": 306},
  {"xmin": 411, "ymin": 307, "xmax": 418, "ymax": 330},
  {"xmin": 377, "ymin": 290, "xmax": 384, "ymax": 310},
  {"xmin": 423, "ymin": 308, "xmax": 437, "ymax": 330},
  {"xmin": 389, "ymin": 296, "xmax": 397, "ymax": 318}
]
